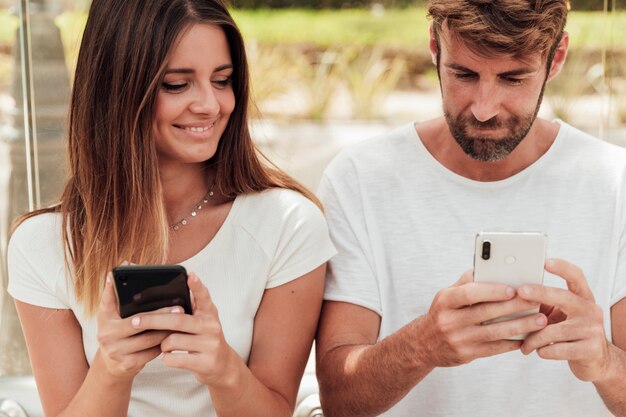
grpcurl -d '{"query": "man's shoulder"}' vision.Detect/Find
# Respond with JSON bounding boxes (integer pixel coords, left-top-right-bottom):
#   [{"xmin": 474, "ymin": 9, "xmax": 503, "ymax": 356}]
[{"xmin": 558, "ymin": 122, "xmax": 626, "ymax": 167}]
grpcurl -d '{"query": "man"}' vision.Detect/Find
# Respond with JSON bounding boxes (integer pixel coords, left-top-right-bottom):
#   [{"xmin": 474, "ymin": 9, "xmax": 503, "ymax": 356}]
[{"xmin": 315, "ymin": 1, "xmax": 626, "ymax": 416}]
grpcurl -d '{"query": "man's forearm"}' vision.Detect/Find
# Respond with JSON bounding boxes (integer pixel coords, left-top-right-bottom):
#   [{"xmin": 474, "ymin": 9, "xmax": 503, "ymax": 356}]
[
  {"xmin": 594, "ymin": 344, "xmax": 626, "ymax": 416},
  {"xmin": 317, "ymin": 316, "xmax": 434, "ymax": 417}
]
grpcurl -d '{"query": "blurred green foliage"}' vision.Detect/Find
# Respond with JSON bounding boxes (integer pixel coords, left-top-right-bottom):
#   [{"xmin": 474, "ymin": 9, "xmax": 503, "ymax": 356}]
[
  {"xmin": 228, "ymin": 0, "xmax": 622, "ymax": 9},
  {"xmin": 0, "ymin": 8, "xmax": 624, "ymax": 50},
  {"xmin": 229, "ymin": 0, "xmax": 425, "ymax": 8},
  {"xmin": 231, "ymin": 8, "xmax": 428, "ymax": 47},
  {"xmin": 231, "ymin": 8, "xmax": 626, "ymax": 49}
]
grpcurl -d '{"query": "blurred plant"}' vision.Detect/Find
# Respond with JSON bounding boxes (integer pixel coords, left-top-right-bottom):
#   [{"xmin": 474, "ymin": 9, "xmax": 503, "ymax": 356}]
[
  {"xmin": 583, "ymin": 51, "xmax": 626, "ymax": 126},
  {"xmin": 0, "ymin": 53, "xmax": 11, "ymax": 91},
  {"xmin": 246, "ymin": 41, "xmax": 298, "ymax": 118},
  {"xmin": 545, "ymin": 48, "xmax": 593, "ymax": 122},
  {"xmin": 54, "ymin": 11, "xmax": 87, "ymax": 85},
  {"xmin": 611, "ymin": 54, "xmax": 626, "ymax": 125},
  {"xmin": 297, "ymin": 49, "xmax": 342, "ymax": 120},
  {"xmin": 341, "ymin": 46, "xmax": 405, "ymax": 119}
]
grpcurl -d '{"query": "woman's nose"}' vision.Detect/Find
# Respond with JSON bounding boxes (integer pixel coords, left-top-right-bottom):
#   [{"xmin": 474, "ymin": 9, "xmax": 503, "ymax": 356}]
[{"xmin": 189, "ymin": 85, "xmax": 220, "ymax": 115}]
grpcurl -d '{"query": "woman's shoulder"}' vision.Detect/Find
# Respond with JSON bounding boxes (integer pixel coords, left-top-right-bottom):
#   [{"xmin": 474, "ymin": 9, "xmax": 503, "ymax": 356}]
[
  {"xmin": 238, "ymin": 187, "xmax": 322, "ymax": 219},
  {"xmin": 233, "ymin": 187, "xmax": 327, "ymax": 241},
  {"xmin": 7, "ymin": 211, "xmax": 70, "ymax": 309},
  {"xmin": 10, "ymin": 211, "xmax": 63, "ymax": 248}
]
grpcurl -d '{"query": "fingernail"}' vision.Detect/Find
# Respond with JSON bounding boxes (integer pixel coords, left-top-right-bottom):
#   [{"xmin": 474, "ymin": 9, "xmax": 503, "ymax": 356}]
[
  {"xmin": 106, "ymin": 274, "xmax": 111, "ymax": 284},
  {"xmin": 171, "ymin": 307, "xmax": 181, "ymax": 313},
  {"xmin": 545, "ymin": 259, "xmax": 555, "ymax": 268},
  {"xmin": 131, "ymin": 317, "xmax": 141, "ymax": 327},
  {"xmin": 192, "ymin": 274, "xmax": 199, "ymax": 283},
  {"xmin": 520, "ymin": 286, "xmax": 532, "ymax": 296},
  {"xmin": 505, "ymin": 286, "xmax": 515, "ymax": 297},
  {"xmin": 535, "ymin": 315, "xmax": 546, "ymax": 326}
]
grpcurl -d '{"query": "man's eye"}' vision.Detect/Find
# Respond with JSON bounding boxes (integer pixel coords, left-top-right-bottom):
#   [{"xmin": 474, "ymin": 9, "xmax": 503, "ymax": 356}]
[
  {"xmin": 161, "ymin": 82, "xmax": 188, "ymax": 92},
  {"xmin": 454, "ymin": 73, "xmax": 476, "ymax": 80},
  {"xmin": 504, "ymin": 77, "xmax": 524, "ymax": 85}
]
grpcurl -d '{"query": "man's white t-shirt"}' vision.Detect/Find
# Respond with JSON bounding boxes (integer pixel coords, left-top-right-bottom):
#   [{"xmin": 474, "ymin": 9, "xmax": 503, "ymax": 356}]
[
  {"xmin": 319, "ymin": 121, "xmax": 626, "ymax": 417},
  {"xmin": 8, "ymin": 188, "xmax": 336, "ymax": 417}
]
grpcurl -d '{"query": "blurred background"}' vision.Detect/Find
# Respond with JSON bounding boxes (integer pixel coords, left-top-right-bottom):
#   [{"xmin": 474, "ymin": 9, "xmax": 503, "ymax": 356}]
[{"xmin": 0, "ymin": 0, "xmax": 624, "ymax": 415}]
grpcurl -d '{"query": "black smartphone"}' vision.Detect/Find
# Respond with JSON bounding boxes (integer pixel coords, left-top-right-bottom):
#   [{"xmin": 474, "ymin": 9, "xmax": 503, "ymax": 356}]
[{"xmin": 112, "ymin": 265, "xmax": 192, "ymax": 318}]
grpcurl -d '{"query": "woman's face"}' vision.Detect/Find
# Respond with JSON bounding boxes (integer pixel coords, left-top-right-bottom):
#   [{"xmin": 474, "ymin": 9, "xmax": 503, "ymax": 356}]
[{"xmin": 153, "ymin": 23, "xmax": 235, "ymax": 166}]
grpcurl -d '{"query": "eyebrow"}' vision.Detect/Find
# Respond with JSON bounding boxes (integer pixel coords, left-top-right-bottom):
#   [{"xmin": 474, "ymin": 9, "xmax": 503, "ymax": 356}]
[
  {"xmin": 444, "ymin": 63, "xmax": 538, "ymax": 77},
  {"xmin": 164, "ymin": 64, "xmax": 234, "ymax": 74}
]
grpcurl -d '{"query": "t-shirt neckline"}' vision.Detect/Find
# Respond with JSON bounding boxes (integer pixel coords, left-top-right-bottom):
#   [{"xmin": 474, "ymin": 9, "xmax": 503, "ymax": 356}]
[
  {"xmin": 410, "ymin": 120, "xmax": 568, "ymax": 188},
  {"xmin": 179, "ymin": 193, "xmax": 242, "ymax": 266}
]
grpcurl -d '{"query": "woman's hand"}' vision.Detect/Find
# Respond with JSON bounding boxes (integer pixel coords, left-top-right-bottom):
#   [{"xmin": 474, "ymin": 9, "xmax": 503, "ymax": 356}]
[
  {"xmin": 96, "ymin": 273, "xmax": 174, "ymax": 379},
  {"xmin": 131, "ymin": 273, "xmax": 238, "ymax": 387}
]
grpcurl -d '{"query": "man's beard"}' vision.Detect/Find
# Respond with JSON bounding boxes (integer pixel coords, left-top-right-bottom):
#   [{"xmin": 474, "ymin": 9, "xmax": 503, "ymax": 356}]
[{"xmin": 444, "ymin": 85, "xmax": 546, "ymax": 162}]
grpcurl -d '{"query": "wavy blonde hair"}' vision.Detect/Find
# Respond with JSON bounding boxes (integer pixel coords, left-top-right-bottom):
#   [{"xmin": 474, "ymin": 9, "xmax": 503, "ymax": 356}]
[{"xmin": 17, "ymin": 0, "xmax": 320, "ymax": 315}]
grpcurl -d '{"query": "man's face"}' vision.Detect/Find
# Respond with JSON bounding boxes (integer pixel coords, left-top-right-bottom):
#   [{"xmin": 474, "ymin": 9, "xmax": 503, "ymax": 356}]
[{"xmin": 435, "ymin": 28, "xmax": 549, "ymax": 162}]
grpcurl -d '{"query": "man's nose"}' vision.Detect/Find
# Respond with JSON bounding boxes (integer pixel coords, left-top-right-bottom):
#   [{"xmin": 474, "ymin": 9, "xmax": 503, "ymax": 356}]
[{"xmin": 470, "ymin": 82, "xmax": 500, "ymax": 122}]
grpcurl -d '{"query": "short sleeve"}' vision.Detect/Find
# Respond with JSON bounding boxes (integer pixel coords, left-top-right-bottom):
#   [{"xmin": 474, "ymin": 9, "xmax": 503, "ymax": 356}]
[
  {"xmin": 7, "ymin": 214, "xmax": 70, "ymax": 309},
  {"xmin": 266, "ymin": 191, "xmax": 337, "ymax": 289},
  {"xmin": 317, "ymin": 161, "xmax": 382, "ymax": 316}
]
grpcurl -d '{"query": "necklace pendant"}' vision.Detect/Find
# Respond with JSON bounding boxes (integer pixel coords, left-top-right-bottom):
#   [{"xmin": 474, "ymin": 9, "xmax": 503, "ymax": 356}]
[{"xmin": 169, "ymin": 180, "xmax": 216, "ymax": 231}]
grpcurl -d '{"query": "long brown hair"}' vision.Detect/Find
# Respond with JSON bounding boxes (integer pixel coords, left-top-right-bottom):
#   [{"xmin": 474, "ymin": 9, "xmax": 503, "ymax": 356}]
[{"xmin": 17, "ymin": 0, "xmax": 319, "ymax": 315}]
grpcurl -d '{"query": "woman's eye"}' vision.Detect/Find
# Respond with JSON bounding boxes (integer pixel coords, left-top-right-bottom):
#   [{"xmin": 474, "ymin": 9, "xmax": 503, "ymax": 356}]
[
  {"xmin": 161, "ymin": 82, "xmax": 188, "ymax": 92},
  {"xmin": 212, "ymin": 77, "xmax": 232, "ymax": 89}
]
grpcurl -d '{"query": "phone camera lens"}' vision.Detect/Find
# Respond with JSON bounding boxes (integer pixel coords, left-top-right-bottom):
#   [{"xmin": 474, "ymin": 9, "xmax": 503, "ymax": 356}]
[
  {"xmin": 119, "ymin": 275, "xmax": 128, "ymax": 282},
  {"xmin": 481, "ymin": 241, "xmax": 491, "ymax": 260}
]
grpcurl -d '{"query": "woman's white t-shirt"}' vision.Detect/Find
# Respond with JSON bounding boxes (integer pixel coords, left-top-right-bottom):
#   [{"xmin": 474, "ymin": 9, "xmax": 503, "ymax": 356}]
[{"xmin": 8, "ymin": 188, "xmax": 336, "ymax": 417}]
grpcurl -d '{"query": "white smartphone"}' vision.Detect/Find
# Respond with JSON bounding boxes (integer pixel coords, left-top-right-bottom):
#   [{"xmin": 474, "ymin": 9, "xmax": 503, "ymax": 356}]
[{"xmin": 473, "ymin": 231, "xmax": 548, "ymax": 340}]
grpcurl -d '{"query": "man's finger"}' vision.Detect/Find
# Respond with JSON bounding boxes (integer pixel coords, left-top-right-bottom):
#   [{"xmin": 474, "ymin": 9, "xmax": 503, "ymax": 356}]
[
  {"xmin": 442, "ymin": 282, "xmax": 516, "ymax": 309},
  {"xmin": 545, "ymin": 258, "xmax": 595, "ymax": 301},
  {"xmin": 520, "ymin": 321, "xmax": 584, "ymax": 355},
  {"xmin": 468, "ymin": 296, "xmax": 540, "ymax": 324},
  {"xmin": 517, "ymin": 284, "xmax": 587, "ymax": 316}
]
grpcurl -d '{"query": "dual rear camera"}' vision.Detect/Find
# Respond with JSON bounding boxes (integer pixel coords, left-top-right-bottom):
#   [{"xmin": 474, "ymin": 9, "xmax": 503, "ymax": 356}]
[{"xmin": 481, "ymin": 241, "xmax": 491, "ymax": 260}]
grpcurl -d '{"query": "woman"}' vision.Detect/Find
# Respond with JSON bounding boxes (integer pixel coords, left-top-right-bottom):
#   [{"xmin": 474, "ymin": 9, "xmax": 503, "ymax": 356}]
[{"xmin": 7, "ymin": 1, "xmax": 335, "ymax": 416}]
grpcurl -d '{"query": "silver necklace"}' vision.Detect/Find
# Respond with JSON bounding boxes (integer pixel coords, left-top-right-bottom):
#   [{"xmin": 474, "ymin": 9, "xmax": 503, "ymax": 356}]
[{"xmin": 169, "ymin": 181, "xmax": 216, "ymax": 231}]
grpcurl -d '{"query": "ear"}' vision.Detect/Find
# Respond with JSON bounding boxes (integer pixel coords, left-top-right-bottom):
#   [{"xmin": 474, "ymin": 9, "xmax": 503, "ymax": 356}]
[
  {"xmin": 547, "ymin": 32, "xmax": 569, "ymax": 81},
  {"xmin": 429, "ymin": 25, "xmax": 438, "ymax": 66}
]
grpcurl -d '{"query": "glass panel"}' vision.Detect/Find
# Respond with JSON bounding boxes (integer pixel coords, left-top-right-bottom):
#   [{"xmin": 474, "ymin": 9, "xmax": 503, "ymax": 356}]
[
  {"xmin": 0, "ymin": 0, "xmax": 75, "ymax": 376},
  {"xmin": 0, "ymin": 0, "xmax": 30, "ymax": 377}
]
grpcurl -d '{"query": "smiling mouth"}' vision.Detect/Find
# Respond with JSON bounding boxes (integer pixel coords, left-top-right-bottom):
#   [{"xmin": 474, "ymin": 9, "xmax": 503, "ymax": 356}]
[{"xmin": 174, "ymin": 120, "xmax": 217, "ymax": 132}]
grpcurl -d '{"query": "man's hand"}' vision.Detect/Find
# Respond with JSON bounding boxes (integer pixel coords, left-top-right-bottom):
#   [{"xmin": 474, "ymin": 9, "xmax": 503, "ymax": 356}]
[
  {"xmin": 421, "ymin": 270, "xmax": 548, "ymax": 367},
  {"xmin": 518, "ymin": 258, "xmax": 611, "ymax": 382}
]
